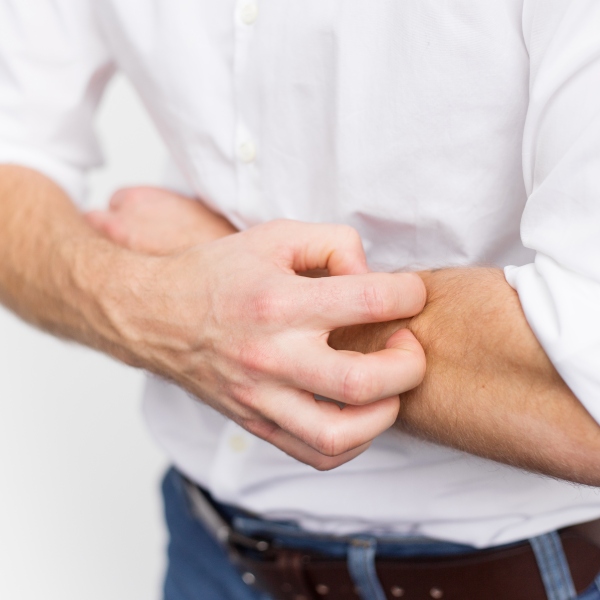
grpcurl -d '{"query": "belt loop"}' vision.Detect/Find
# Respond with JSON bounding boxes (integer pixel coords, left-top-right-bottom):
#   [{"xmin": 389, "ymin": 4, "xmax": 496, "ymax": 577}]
[
  {"xmin": 530, "ymin": 532, "xmax": 577, "ymax": 600},
  {"xmin": 347, "ymin": 537, "xmax": 387, "ymax": 600}
]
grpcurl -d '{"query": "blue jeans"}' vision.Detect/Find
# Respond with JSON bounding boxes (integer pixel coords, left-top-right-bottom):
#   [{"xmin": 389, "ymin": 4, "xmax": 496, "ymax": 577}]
[{"xmin": 161, "ymin": 468, "xmax": 600, "ymax": 600}]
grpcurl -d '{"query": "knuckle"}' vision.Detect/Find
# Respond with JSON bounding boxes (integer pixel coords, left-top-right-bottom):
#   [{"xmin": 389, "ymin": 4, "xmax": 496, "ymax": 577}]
[
  {"xmin": 237, "ymin": 342, "xmax": 276, "ymax": 375},
  {"xmin": 242, "ymin": 418, "xmax": 277, "ymax": 441},
  {"xmin": 248, "ymin": 287, "xmax": 292, "ymax": 324},
  {"xmin": 310, "ymin": 455, "xmax": 344, "ymax": 472},
  {"xmin": 361, "ymin": 284, "xmax": 389, "ymax": 321},
  {"xmin": 342, "ymin": 225, "xmax": 362, "ymax": 244},
  {"xmin": 342, "ymin": 365, "xmax": 376, "ymax": 404},
  {"xmin": 233, "ymin": 385, "xmax": 259, "ymax": 410},
  {"xmin": 314, "ymin": 423, "xmax": 347, "ymax": 457}
]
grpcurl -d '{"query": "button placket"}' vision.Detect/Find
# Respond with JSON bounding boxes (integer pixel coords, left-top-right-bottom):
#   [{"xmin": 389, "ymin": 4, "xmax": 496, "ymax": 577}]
[{"xmin": 233, "ymin": 0, "xmax": 262, "ymax": 217}]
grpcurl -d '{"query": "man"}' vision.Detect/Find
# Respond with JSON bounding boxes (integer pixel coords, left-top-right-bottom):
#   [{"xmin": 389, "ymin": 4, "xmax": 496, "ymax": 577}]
[{"xmin": 1, "ymin": 1, "xmax": 600, "ymax": 599}]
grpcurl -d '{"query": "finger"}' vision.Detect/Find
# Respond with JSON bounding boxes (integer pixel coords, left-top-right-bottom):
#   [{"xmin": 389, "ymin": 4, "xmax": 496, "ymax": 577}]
[
  {"xmin": 296, "ymin": 271, "xmax": 426, "ymax": 330},
  {"xmin": 110, "ymin": 186, "xmax": 188, "ymax": 211},
  {"xmin": 84, "ymin": 211, "xmax": 131, "ymax": 247},
  {"xmin": 110, "ymin": 187, "xmax": 159, "ymax": 210},
  {"xmin": 213, "ymin": 394, "xmax": 373, "ymax": 468},
  {"xmin": 271, "ymin": 431, "xmax": 372, "ymax": 470},
  {"xmin": 84, "ymin": 210, "xmax": 111, "ymax": 233},
  {"xmin": 245, "ymin": 417, "xmax": 372, "ymax": 470},
  {"xmin": 285, "ymin": 330, "xmax": 426, "ymax": 405},
  {"xmin": 109, "ymin": 188, "xmax": 131, "ymax": 209},
  {"xmin": 257, "ymin": 220, "xmax": 370, "ymax": 276},
  {"xmin": 257, "ymin": 387, "xmax": 400, "ymax": 456}
]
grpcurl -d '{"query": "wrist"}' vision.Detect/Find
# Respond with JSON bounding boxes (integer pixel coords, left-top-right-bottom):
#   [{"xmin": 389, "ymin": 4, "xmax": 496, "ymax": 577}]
[
  {"xmin": 88, "ymin": 246, "xmax": 211, "ymax": 380},
  {"xmin": 67, "ymin": 235, "xmax": 159, "ymax": 365}
]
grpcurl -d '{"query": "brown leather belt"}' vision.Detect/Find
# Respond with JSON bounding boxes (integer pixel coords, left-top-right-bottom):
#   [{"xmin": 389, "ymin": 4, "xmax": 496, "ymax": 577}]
[
  {"xmin": 237, "ymin": 530, "xmax": 600, "ymax": 600},
  {"xmin": 182, "ymin": 478, "xmax": 600, "ymax": 600}
]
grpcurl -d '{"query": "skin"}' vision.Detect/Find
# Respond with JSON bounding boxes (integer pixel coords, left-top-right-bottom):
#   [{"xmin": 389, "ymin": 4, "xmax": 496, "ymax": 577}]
[
  {"xmin": 330, "ymin": 270, "xmax": 600, "ymax": 485},
  {"xmin": 87, "ymin": 185, "xmax": 600, "ymax": 485},
  {"xmin": 0, "ymin": 165, "xmax": 427, "ymax": 471}
]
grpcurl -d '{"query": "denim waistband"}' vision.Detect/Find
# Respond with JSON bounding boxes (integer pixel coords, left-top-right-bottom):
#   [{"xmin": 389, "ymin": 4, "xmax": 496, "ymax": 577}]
[
  {"xmin": 209, "ymin": 486, "xmax": 514, "ymax": 560},
  {"xmin": 178, "ymin": 471, "xmax": 592, "ymax": 600}
]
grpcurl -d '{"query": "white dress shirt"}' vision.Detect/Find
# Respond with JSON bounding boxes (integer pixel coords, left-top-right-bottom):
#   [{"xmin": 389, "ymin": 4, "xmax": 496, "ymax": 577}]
[{"xmin": 2, "ymin": 0, "xmax": 600, "ymax": 548}]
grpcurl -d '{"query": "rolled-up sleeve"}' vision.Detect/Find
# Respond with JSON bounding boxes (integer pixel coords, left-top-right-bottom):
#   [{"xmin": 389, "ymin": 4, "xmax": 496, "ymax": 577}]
[
  {"xmin": 506, "ymin": 2, "xmax": 600, "ymax": 423},
  {"xmin": 0, "ymin": 0, "xmax": 115, "ymax": 203}
]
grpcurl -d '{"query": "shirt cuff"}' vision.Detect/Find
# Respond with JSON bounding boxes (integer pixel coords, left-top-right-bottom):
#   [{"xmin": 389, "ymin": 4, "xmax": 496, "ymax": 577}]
[
  {"xmin": 505, "ymin": 255, "xmax": 600, "ymax": 425},
  {"xmin": 0, "ymin": 142, "xmax": 88, "ymax": 205}
]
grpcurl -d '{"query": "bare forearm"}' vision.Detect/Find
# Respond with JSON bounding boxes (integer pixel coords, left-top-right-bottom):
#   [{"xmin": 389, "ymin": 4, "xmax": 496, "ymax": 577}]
[
  {"xmin": 73, "ymin": 185, "xmax": 600, "ymax": 481},
  {"xmin": 0, "ymin": 170, "xmax": 429, "ymax": 469},
  {"xmin": 0, "ymin": 165, "xmax": 141, "ymax": 363},
  {"xmin": 331, "ymin": 268, "xmax": 600, "ymax": 484}
]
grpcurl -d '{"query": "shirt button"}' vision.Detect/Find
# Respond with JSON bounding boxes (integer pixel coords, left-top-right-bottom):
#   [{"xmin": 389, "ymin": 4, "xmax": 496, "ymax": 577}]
[
  {"xmin": 229, "ymin": 434, "xmax": 249, "ymax": 453},
  {"xmin": 238, "ymin": 140, "xmax": 257, "ymax": 163},
  {"xmin": 240, "ymin": 3, "xmax": 258, "ymax": 25}
]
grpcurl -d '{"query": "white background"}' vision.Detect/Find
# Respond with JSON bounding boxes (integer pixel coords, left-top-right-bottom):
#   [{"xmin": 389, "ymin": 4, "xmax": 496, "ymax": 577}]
[{"xmin": 0, "ymin": 76, "xmax": 170, "ymax": 600}]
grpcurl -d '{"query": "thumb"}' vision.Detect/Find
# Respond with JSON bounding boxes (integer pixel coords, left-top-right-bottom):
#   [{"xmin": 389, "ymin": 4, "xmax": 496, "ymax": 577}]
[{"xmin": 384, "ymin": 328, "xmax": 427, "ymax": 389}]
